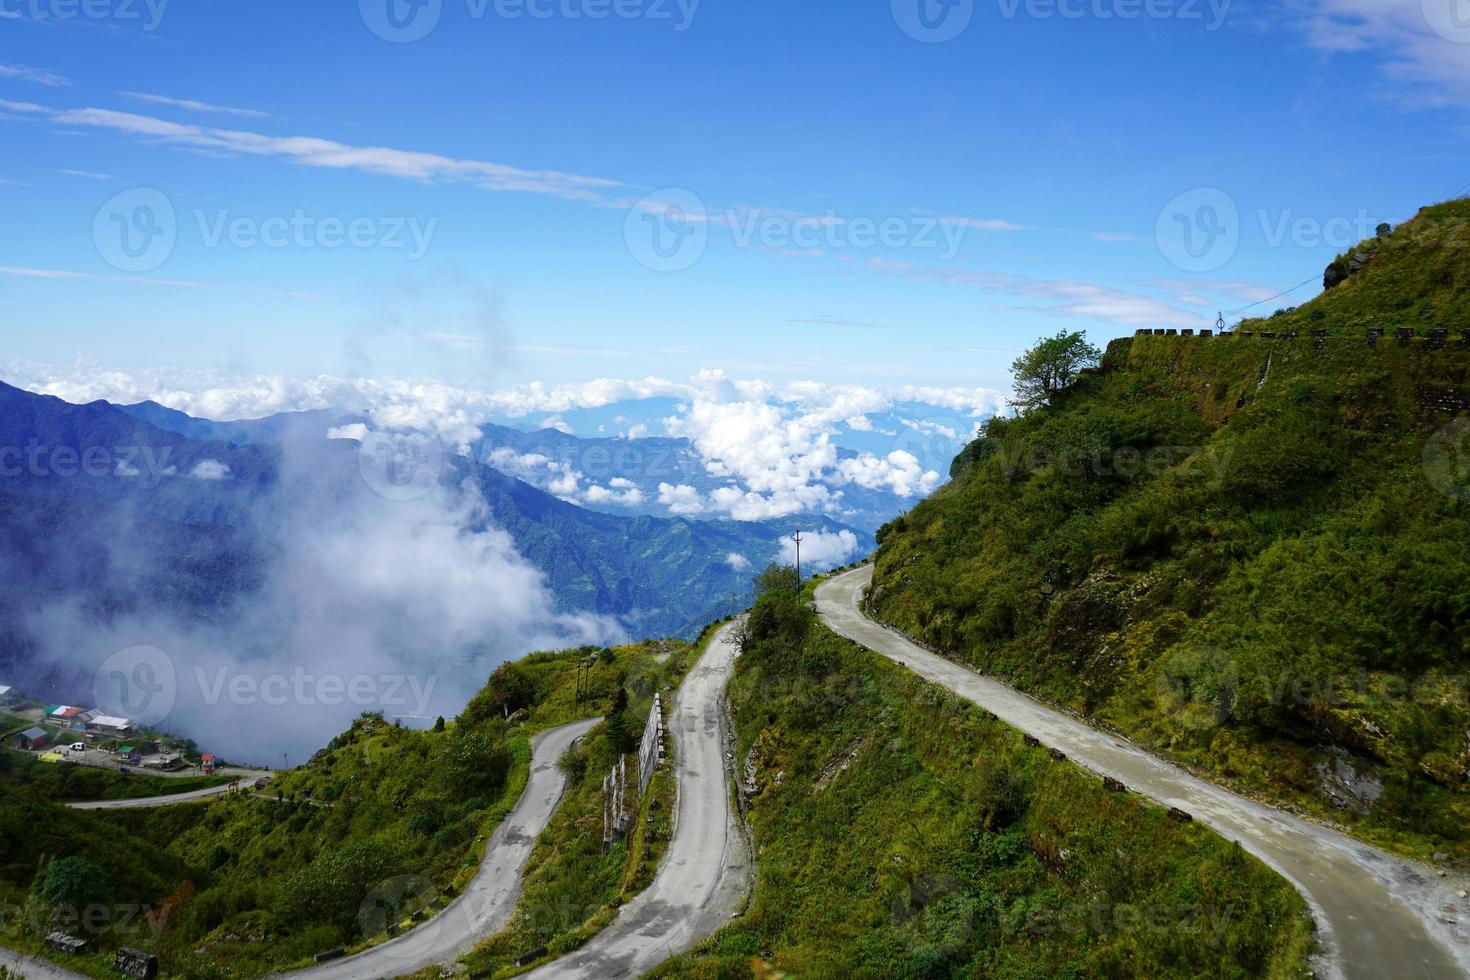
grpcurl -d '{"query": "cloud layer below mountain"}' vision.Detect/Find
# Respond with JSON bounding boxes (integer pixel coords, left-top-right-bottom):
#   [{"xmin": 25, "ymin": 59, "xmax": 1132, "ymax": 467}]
[{"xmin": 5, "ymin": 361, "xmax": 1005, "ymax": 526}]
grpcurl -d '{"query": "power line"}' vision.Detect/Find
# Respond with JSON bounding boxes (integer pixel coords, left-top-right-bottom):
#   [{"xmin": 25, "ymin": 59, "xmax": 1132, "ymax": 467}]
[{"xmin": 1225, "ymin": 274, "xmax": 1319, "ymax": 317}]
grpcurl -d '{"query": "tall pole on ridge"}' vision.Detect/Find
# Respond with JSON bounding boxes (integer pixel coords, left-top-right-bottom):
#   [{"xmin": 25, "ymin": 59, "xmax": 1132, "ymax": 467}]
[{"xmin": 793, "ymin": 530, "xmax": 804, "ymax": 587}]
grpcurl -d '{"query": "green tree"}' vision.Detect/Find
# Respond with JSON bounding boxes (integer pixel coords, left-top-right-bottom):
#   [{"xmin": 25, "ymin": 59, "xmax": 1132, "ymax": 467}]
[
  {"xmin": 32, "ymin": 856, "xmax": 110, "ymax": 912},
  {"xmin": 1009, "ymin": 330, "xmax": 1101, "ymax": 411},
  {"xmin": 487, "ymin": 661, "xmax": 536, "ymax": 717},
  {"xmin": 754, "ymin": 562, "xmax": 799, "ymax": 596}
]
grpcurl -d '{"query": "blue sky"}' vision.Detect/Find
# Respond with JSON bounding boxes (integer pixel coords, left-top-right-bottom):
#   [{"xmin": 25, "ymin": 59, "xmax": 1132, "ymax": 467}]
[{"xmin": 2, "ymin": 0, "xmax": 1468, "ymax": 395}]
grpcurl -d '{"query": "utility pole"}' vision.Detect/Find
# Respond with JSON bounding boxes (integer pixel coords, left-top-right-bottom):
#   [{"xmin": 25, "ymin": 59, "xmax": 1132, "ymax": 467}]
[
  {"xmin": 793, "ymin": 530, "xmax": 804, "ymax": 587},
  {"xmin": 576, "ymin": 652, "xmax": 599, "ymax": 704}
]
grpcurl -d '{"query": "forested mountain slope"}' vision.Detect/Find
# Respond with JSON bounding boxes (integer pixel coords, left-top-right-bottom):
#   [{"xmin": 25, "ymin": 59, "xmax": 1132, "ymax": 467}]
[{"xmin": 869, "ymin": 209, "xmax": 1470, "ymax": 857}]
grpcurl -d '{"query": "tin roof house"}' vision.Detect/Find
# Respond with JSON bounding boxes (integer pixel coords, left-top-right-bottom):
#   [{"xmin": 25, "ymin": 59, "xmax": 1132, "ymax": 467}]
[
  {"xmin": 10, "ymin": 727, "xmax": 49, "ymax": 751},
  {"xmin": 87, "ymin": 715, "xmax": 133, "ymax": 734}
]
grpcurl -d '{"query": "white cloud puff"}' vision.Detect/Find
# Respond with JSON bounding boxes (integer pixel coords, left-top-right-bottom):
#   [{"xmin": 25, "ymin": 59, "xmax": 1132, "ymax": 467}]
[
  {"xmin": 780, "ymin": 529, "xmax": 859, "ymax": 570},
  {"xmin": 189, "ymin": 460, "xmax": 232, "ymax": 481},
  {"xmin": 837, "ymin": 450, "xmax": 939, "ymax": 498}
]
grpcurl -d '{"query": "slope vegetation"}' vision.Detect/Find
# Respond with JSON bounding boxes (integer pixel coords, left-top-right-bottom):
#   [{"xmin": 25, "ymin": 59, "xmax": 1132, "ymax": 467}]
[
  {"xmin": 1251, "ymin": 197, "xmax": 1470, "ymax": 336},
  {"xmin": 869, "ymin": 227, "xmax": 1470, "ymax": 857},
  {"xmin": 657, "ymin": 583, "xmax": 1312, "ymax": 978},
  {"xmin": 0, "ymin": 640, "xmax": 686, "ymax": 978}
]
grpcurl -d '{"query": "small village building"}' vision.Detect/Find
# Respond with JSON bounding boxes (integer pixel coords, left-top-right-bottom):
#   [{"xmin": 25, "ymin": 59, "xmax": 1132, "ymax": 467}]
[
  {"xmin": 49, "ymin": 706, "xmax": 83, "ymax": 725},
  {"xmin": 142, "ymin": 751, "xmax": 186, "ymax": 771},
  {"xmin": 87, "ymin": 715, "xmax": 133, "ymax": 735},
  {"xmin": 0, "ymin": 685, "xmax": 14, "ymax": 704},
  {"xmin": 11, "ymin": 727, "xmax": 49, "ymax": 751}
]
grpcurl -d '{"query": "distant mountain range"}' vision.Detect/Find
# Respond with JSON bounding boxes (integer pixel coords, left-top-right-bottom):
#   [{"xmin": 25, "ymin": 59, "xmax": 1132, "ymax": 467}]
[
  {"xmin": 112, "ymin": 398, "xmax": 938, "ymax": 536},
  {"xmin": 0, "ymin": 381, "xmax": 873, "ymax": 667}
]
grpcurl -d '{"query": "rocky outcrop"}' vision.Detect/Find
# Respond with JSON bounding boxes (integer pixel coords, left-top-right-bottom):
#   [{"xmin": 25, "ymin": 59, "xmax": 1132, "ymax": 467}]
[{"xmin": 1324, "ymin": 245, "xmax": 1376, "ymax": 290}]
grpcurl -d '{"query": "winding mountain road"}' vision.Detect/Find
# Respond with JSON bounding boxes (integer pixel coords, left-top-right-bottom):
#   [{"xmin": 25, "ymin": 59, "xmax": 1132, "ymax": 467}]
[
  {"xmin": 6, "ymin": 721, "xmax": 598, "ymax": 980},
  {"xmin": 818, "ymin": 566, "xmax": 1469, "ymax": 980},
  {"xmin": 282, "ymin": 716, "xmax": 600, "ymax": 980},
  {"xmin": 522, "ymin": 620, "xmax": 751, "ymax": 979},
  {"xmin": 66, "ymin": 778, "xmax": 270, "ymax": 810}
]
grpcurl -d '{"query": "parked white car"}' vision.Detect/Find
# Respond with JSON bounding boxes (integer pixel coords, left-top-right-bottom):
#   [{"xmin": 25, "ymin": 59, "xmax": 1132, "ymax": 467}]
[{"xmin": 69, "ymin": 742, "xmax": 85, "ymax": 752}]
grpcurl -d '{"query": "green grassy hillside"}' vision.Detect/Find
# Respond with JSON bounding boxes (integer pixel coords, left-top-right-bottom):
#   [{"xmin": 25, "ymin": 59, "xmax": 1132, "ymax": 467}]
[
  {"xmin": 869, "ymin": 269, "xmax": 1470, "ymax": 858},
  {"xmin": 0, "ymin": 639, "xmax": 686, "ymax": 978},
  {"xmin": 1244, "ymin": 197, "xmax": 1470, "ymax": 336},
  {"xmin": 657, "ymin": 584, "xmax": 1313, "ymax": 979}
]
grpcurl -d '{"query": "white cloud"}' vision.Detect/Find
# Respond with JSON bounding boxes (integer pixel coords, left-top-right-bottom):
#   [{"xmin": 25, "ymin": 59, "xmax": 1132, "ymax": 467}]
[
  {"xmin": 18, "ymin": 464, "xmax": 622, "ymax": 764},
  {"xmin": 1283, "ymin": 0, "xmax": 1470, "ymax": 105},
  {"xmin": 0, "ymin": 99, "xmax": 47, "ymax": 113},
  {"xmin": 50, "ymin": 107, "xmax": 626, "ymax": 204},
  {"xmin": 867, "ymin": 257, "xmax": 1204, "ymax": 327},
  {"xmin": 119, "ymin": 91, "xmax": 272, "ymax": 119},
  {"xmin": 0, "ymin": 62, "xmax": 69, "ymax": 87},
  {"xmin": 657, "ymin": 483, "xmax": 705, "ymax": 516},
  {"xmin": 189, "ymin": 460, "xmax": 232, "ymax": 481},
  {"xmin": 838, "ymin": 450, "xmax": 940, "ymax": 498},
  {"xmin": 540, "ymin": 416, "xmax": 574, "ymax": 435},
  {"xmin": 725, "ymin": 552, "xmax": 752, "ymax": 572},
  {"xmin": 327, "ymin": 423, "xmax": 368, "ymax": 442},
  {"xmin": 0, "ymin": 265, "xmax": 212, "ymax": 289},
  {"xmin": 780, "ymin": 529, "xmax": 859, "ymax": 570},
  {"xmin": 4, "ymin": 360, "xmax": 1007, "ymax": 524},
  {"xmin": 900, "ymin": 417, "xmax": 959, "ymax": 440},
  {"xmin": 1144, "ymin": 278, "xmax": 1292, "ymax": 310},
  {"xmin": 584, "ymin": 483, "xmax": 644, "ymax": 506},
  {"xmin": 944, "ymin": 216, "xmax": 1026, "ymax": 231}
]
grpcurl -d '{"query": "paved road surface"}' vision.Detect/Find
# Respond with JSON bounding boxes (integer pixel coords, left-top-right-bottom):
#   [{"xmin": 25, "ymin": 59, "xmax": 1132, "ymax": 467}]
[
  {"xmin": 818, "ymin": 566, "xmax": 1469, "ymax": 980},
  {"xmin": 0, "ymin": 948, "xmax": 87, "ymax": 980},
  {"xmin": 522, "ymin": 621, "xmax": 751, "ymax": 978},
  {"xmin": 281, "ymin": 717, "xmax": 601, "ymax": 980},
  {"xmin": 66, "ymin": 776, "xmax": 272, "ymax": 810}
]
